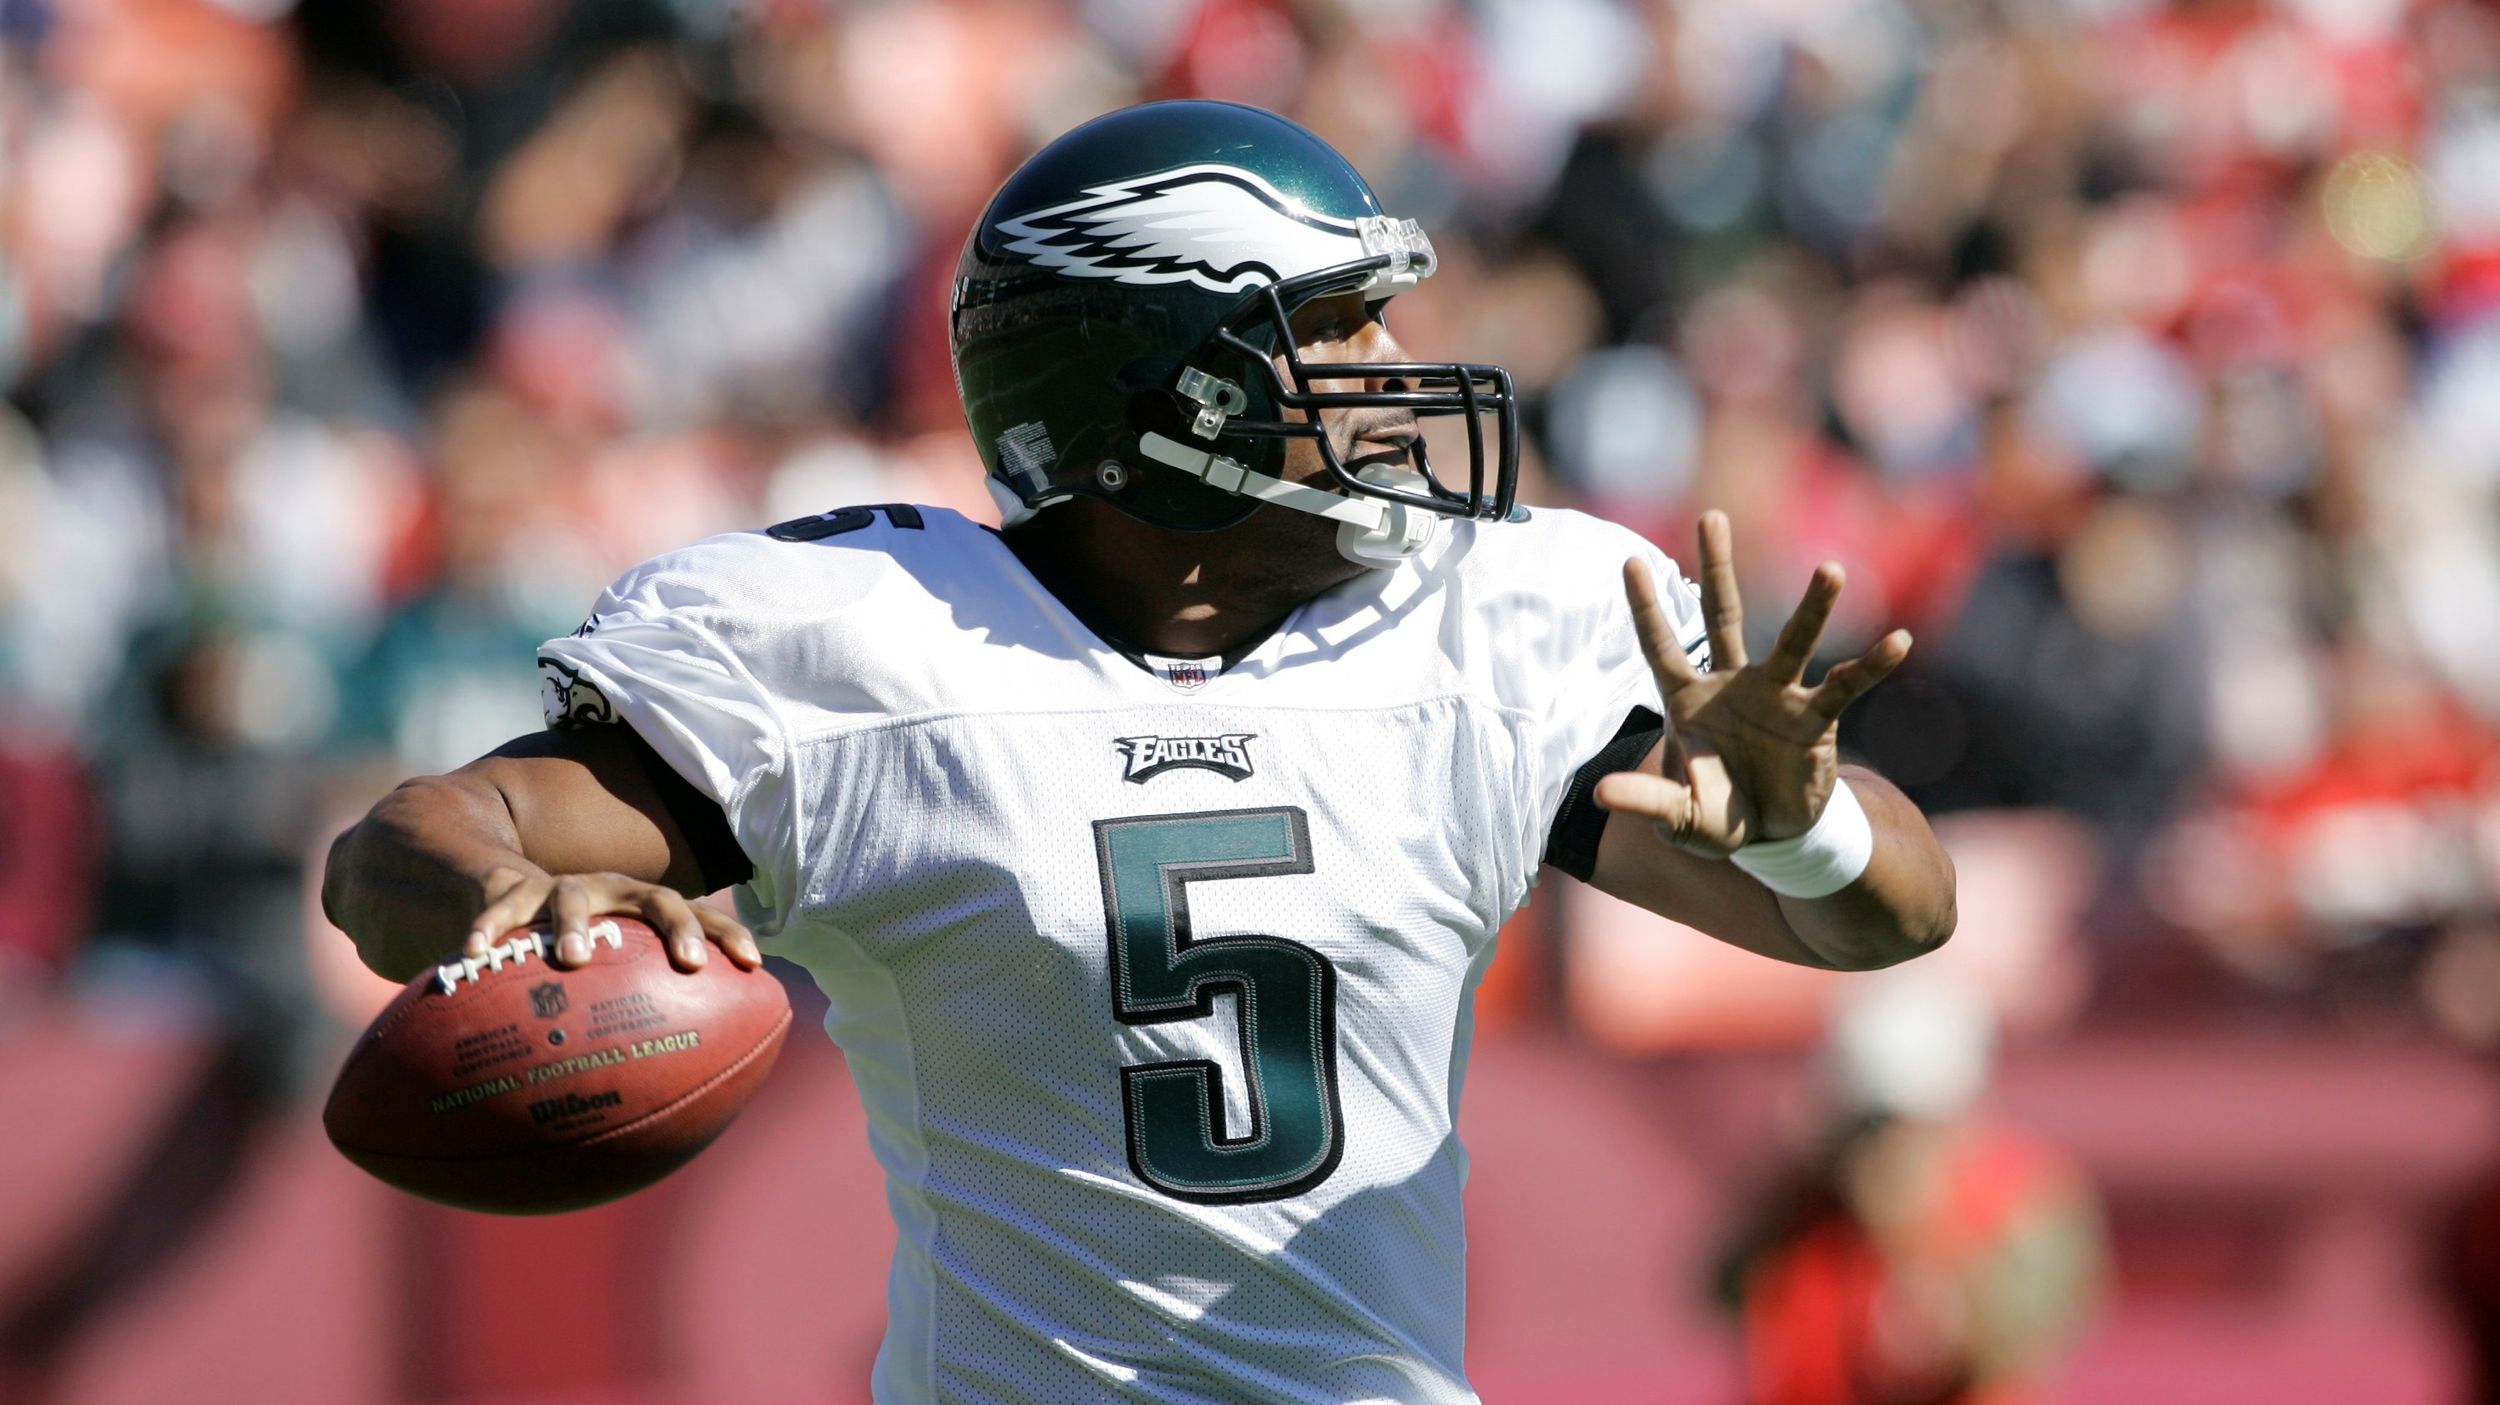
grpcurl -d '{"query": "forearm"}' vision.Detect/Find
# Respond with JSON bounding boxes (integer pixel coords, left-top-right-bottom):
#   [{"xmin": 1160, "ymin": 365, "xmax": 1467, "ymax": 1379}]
[
  {"xmin": 1771, "ymin": 766, "xmax": 1956, "ymax": 970},
  {"xmin": 322, "ymin": 776, "xmax": 543, "ymax": 983}
]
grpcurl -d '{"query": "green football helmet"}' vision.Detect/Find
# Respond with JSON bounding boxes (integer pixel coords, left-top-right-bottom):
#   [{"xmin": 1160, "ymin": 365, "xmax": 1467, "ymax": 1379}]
[{"xmin": 950, "ymin": 100, "xmax": 1519, "ymax": 566}]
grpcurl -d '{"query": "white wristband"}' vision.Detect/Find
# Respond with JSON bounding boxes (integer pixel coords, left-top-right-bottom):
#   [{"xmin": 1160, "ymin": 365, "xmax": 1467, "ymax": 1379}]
[{"xmin": 1729, "ymin": 778, "xmax": 1875, "ymax": 899}]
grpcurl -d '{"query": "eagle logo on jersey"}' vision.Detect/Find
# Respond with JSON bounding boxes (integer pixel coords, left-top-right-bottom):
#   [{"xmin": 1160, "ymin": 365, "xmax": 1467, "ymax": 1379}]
[
  {"xmin": 996, "ymin": 164, "xmax": 1377, "ymax": 296},
  {"xmin": 538, "ymin": 657, "xmax": 615, "ymax": 730},
  {"xmin": 1116, "ymin": 733, "xmax": 1257, "ymax": 783}
]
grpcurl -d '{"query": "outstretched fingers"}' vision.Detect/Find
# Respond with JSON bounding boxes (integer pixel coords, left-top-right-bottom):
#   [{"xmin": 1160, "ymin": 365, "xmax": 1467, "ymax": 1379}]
[
  {"xmin": 1808, "ymin": 629, "xmax": 1914, "ymax": 719},
  {"xmin": 1624, "ymin": 558, "xmax": 1699, "ymax": 690},
  {"xmin": 1763, "ymin": 562, "xmax": 1844, "ymax": 685},
  {"xmin": 1696, "ymin": 510, "xmax": 1748, "ymax": 671}
]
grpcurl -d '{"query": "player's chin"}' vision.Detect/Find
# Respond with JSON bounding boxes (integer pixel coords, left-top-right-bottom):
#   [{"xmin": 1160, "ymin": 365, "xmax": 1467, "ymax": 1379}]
[{"xmin": 1230, "ymin": 500, "xmax": 1373, "ymax": 591}]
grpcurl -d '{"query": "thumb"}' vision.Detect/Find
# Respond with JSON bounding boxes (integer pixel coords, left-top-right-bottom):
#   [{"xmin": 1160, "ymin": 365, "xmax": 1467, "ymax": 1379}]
[{"xmin": 1596, "ymin": 770, "xmax": 1734, "ymax": 859}]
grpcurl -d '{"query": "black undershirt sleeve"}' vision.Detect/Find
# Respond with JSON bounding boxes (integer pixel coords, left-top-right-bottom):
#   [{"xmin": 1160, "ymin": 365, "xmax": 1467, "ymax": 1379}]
[
  {"xmin": 615, "ymin": 723, "xmax": 755, "ymax": 893},
  {"xmin": 1542, "ymin": 706, "xmax": 1666, "ymax": 882}
]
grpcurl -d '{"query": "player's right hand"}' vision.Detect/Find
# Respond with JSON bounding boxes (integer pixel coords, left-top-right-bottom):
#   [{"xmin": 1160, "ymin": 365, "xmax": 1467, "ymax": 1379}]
[{"xmin": 465, "ymin": 864, "xmax": 764, "ymax": 974}]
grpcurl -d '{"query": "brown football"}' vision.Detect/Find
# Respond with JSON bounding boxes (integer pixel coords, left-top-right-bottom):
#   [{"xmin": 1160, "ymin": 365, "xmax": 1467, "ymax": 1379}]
[{"xmin": 323, "ymin": 916, "xmax": 792, "ymax": 1214}]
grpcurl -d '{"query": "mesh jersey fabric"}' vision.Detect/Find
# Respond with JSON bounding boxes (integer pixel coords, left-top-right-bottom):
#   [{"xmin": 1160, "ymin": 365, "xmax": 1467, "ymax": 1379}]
[{"xmin": 534, "ymin": 505, "xmax": 1706, "ymax": 1405}]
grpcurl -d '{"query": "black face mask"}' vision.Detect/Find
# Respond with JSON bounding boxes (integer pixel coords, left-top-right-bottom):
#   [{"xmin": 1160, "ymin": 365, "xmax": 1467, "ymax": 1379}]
[{"xmin": 1180, "ymin": 256, "xmax": 1521, "ymax": 528}]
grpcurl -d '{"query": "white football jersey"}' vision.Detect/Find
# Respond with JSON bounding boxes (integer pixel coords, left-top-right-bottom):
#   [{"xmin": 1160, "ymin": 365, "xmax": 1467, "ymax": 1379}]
[{"xmin": 535, "ymin": 504, "xmax": 1706, "ymax": 1405}]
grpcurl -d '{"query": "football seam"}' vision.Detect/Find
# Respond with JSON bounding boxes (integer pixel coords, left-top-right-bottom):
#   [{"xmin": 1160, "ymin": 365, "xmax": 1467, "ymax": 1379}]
[
  {"xmin": 360, "ymin": 930, "xmax": 662, "ymax": 1044},
  {"xmin": 329, "ymin": 1002, "xmax": 795, "ymax": 1161},
  {"xmin": 579, "ymin": 1003, "xmax": 794, "ymax": 1150}
]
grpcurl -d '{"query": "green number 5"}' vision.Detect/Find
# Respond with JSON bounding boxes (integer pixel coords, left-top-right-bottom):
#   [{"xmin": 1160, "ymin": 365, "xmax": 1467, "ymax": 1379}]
[{"xmin": 1093, "ymin": 807, "xmax": 1343, "ymax": 1204}]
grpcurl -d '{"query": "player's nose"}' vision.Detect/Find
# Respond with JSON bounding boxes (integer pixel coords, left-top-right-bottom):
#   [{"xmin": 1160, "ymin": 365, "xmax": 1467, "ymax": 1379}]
[{"xmin": 1351, "ymin": 320, "xmax": 1413, "ymax": 395}]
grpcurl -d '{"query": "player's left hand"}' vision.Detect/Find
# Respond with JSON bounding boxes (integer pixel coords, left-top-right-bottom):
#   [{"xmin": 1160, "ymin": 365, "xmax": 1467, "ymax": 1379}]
[{"xmin": 1593, "ymin": 510, "xmax": 1911, "ymax": 859}]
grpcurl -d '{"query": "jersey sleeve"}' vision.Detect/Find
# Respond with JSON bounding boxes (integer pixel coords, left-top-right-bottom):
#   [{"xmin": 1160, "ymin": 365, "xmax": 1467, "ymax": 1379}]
[
  {"xmin": 534, "ymin": 539, "xmax": 803, "ymax": 934},
  {"xmin": 1518, "ymin": 521, "xmax": 1709, "ymax": 884}
]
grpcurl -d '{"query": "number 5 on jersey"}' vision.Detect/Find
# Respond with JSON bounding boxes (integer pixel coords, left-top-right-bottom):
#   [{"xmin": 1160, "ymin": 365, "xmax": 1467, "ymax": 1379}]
[{"xmin": 1093, "ymin": 808, "xmax": 1344, "ymax": 1204}]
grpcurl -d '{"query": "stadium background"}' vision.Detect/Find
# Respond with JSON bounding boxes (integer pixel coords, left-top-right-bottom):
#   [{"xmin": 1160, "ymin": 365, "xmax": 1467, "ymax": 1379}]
[{"xmin": 5, "ymin": 0, "xmax": 2500, "ymax": 1399}]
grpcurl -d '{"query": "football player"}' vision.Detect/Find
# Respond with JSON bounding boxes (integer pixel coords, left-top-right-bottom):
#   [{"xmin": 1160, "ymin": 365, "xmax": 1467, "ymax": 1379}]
[{"xmin": 326, "ymin": 101, "xmax": 1955, "ymax": 1404}]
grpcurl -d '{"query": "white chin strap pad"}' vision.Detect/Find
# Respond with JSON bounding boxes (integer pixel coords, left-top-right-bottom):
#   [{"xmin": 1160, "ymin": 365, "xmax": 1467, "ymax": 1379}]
[
  {"xmin": 1136, "ymin": 431, "xmax": 1439, "ymax": 568},
  {"xmin": 986, "ymin": 476, "xmax": 1045, "ymax": 527},
  {"xmin": 1335, "ymin": 507, "xmax": 1437, "ymax": 569}
]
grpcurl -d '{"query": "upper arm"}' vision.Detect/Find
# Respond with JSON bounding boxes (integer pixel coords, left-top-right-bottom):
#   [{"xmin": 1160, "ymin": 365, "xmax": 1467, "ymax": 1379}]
[
  {"xmin": 1509, "ymin": 516, "xmax": 1710, "ymax": 882},
  {"xmin": 532, "ymin": 528, "xmax": 817, "ymax": 923},
  {"xmin": 457, "ymin": 724, "xmax": 729, "ymax": 898}
]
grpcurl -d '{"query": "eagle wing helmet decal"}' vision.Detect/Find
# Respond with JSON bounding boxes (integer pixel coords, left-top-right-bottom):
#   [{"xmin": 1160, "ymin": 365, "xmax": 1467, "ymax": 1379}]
[{"xmin": 996, "ymin": 163, "xmax": 1426, "ymax": 296}]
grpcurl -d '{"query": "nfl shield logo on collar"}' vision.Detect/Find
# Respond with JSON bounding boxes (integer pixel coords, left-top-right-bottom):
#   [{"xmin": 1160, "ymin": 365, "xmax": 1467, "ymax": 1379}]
[{"xmin": 1143, "ymin": 653, "xmax": 1216, "ymax": 694}]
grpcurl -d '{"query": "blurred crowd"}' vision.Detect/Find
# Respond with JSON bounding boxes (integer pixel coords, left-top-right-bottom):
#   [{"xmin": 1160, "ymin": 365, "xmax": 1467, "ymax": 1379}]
[{"xmin": 5, "ymin": 0, "xmax": 2500, "ymax": 1067}]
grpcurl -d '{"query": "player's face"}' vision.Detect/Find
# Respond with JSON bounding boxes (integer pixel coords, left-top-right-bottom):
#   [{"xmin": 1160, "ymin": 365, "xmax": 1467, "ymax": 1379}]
[
  {"xmin": 1129, "ymin": 291, "xmax": 1422, "ymax": 606},
  {"xmin": 1275, "ymin": 291, "xmax": 1423, "ymax": 490},
  {"xmin": 1172, "ymin": 291, "xmax": 1425, "ymax": 596}
]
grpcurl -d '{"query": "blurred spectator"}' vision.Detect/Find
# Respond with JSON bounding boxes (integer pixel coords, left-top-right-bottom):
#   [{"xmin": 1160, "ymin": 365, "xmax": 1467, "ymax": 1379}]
[
  {"xmin": 332, "ymin": 382, "xmax": 575, "ymax": 773},
  {"xmin": 86, "ymin": 597, "xmax": 331, "ymax": 1083},
  {"xmin": 1714, "ymin": 979, "xmax": 2107, "ymax": 1405}
]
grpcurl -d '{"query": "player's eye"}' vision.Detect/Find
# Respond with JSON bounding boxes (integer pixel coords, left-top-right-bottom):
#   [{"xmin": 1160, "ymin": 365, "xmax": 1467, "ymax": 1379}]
[{"xmin": 1292, "ymin": 296, "xmax": 1365, "ymax": 345}]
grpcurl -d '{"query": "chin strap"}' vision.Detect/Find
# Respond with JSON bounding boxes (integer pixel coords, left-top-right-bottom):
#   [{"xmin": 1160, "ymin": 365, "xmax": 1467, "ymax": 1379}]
[
  {"xmin": 1135, "ymin": 431, "xmax": 1439, "ymax": 568},
  {"xmin": 986, "ymin": 476, "xmax": 1043, "ymax": 528}
]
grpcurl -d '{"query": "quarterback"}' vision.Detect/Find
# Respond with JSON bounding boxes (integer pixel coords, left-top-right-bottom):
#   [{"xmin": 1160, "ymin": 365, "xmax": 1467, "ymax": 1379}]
[{"xmin": 326, "ymin": 102, "xmax": 1955, "ymax": 1403}]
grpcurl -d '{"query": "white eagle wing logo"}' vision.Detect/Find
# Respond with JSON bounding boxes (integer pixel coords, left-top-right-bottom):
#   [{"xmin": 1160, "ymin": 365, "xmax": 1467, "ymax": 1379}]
[{"xmin": 995, "ymin": 164, "xmax": 1369, "ymax": 296}]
